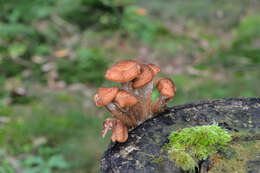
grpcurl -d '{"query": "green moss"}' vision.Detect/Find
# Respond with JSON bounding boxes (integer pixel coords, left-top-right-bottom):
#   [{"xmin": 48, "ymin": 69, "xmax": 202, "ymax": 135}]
[{"xmin": 166, "ymin": 125, "xmax": 232, "ymax": 172}]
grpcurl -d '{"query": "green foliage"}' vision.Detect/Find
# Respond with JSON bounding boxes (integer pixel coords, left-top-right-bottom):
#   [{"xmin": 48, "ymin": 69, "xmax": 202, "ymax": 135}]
[
  {"xmin": 0, "ymin": 159, "xmax": 16, "ymax": 173},
  {"xmin": 0, "ymin": 104, "xmax": 13, "ymax": 117},
  {"xmin": 0, "ymin": 77, "xmax": 8, "ymax": 102},
  {"xmin": 232, "ymin": 15, "xmax": 260, "ymax": 63},
  {"xmin": 0, "ymin": 0, "xmax": 55, "ymax": 80},
  {"xmin": 0, "ymin": 120, "xmax": 31, "ymax": 154},
  {"xmin": 138, "ymin": 0, "xmax": 254, "ymax": 29},
  {"xmin": 57, "ymin": 48, "xmax": 109, "ymax": 86},
  {"xmin": 0, "ymin": 108, "xmax": 87, "ymax": 154},
  {"xmin": 0, "ymin": 0, "xmax": 54, "ymax": 24},
  {"xmin": 167, "ymin": 125, "xmax": 232, "ymax": 172},
  {"xmin": 0, "ymin": 91, "xmax": 108, "ymax": 172},
  {"xmin": 0, "ymin": 151, "xmax": 16, "ymax": 173},
  {"xmin": 208, "ymin": 14, "xmax": 260, "ymax": 68},
  {"xmin": 24, "ymin": 155, "xmax": 69, "ymax": 173},
  {"xmin": 57, "ymin": 0, "xmax": 134, "ymax": 28},
  {"xmin": 233, "ymin": 15, "xmax": 260, "ymax": 49},
  {"xmin": 121, "ymin": 6, "xmax": 168, "ymax": 42}
]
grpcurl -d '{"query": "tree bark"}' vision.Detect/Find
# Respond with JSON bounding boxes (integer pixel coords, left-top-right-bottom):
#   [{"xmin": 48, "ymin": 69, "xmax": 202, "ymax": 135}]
[{"xmin": 101, "ymin": 98, "xmax": 260, "ymax": 173}]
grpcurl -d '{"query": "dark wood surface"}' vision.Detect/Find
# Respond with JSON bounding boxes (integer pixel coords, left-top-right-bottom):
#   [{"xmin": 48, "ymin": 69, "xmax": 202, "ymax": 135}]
[{"xmin": 101, "ymin": 98, "xmax": 260, "ymax": 173}]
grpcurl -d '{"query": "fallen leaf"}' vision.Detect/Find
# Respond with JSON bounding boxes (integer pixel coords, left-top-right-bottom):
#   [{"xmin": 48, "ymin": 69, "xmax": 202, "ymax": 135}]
[
  {"xmin": 55, "ymin": 49, "xmax": 68, "ymax": 58},
  {"xmin": 136, "ymin": 8, "xmax": 147, "ymax": 16}
]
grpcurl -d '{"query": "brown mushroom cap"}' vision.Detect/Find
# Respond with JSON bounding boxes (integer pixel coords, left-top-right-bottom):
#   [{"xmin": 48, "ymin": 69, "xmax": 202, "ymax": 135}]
[
  {"xmin": 132, "ymin": 64, "xmax": 153, "ymax": 88},
  {"xmin": 114, "ymin": 90, "xmax": 138, "ymax": 108},
  {"xmin": 111, "ymin": 119, "xmax": 128, "ymax": 143},
  {"xmin": 105, "ymin": 60, "xmax": 141, "ymax": 82},
  {"xmin": 94, "ymin": 87, "xmax": 119, "ymax": 106},
  {"xmin": 156, "ymin": 78, "xmax": 175, "ymax": 99},
  {"xmin": 147, "ymin": 64, "xmax": 160, "ymax": 76}
]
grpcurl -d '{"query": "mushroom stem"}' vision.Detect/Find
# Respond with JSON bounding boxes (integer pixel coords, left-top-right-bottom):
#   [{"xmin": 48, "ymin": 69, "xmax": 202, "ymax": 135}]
[
  {"xmin": 106, "ymin": 103, "xmax": 135, "ymax": 127},
  {"xmin": 127, "ymin": 111, "xmax": 138, "ymax": 127},
  {"xmin": 133, "ymin": 87, "xmax": 150, "ymax": 122},
  {"xmin": 121, "ymin": 82, "xmax": 134, "ymax": 95},
  {"xmin": 134, "ymin": 81, "xmax": 154, "ymax": 122},
  {"xmin": 115, "ymin": 103, "xmax": 137, "ymax": 127},
  {"xmin": 114, "ymin": 102, "xmax": 128, "ymax": 113},
  {"xmin": 102, "ymin": 118, "xmax": 128, "ymax": 143},
  {"xmin": 151, "ymin": 95, "xmax": 169, "ymax": 114},
  {"xmin": 144, "ymin": 80, "xmax": 154, "ymax": 118},
  {"xmin": 131, "ymin": 64, "xmax": 154, "ymax": 122},
  {"xmin": 111, "ymin": 119, "xmax": 128, "ymax": 143},
  {"xmin": 102, "ymin": 118, "xmax": 114, "ymax": 138}
]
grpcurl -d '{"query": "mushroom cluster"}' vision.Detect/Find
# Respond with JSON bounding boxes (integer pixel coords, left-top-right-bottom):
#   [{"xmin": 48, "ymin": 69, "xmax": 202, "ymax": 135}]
[{"xmin": 94, "ymin": 60, "xmax": 176, "ymax": 143}]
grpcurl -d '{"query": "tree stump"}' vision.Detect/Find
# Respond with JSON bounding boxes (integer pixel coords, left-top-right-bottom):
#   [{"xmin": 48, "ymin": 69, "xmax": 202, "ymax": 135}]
[{"xmin": 101, "ymin": 98, "xmax": 260, "ymax": 173}]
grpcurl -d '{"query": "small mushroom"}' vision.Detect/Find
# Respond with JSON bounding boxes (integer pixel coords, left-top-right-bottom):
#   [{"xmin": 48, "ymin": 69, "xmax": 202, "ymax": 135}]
[
  {"xmin": 102, "ymin": 118, "xmax": 114, "ymax": 138},
  {"xmin": 114, "ymin": 90, "xmax": 138, "ymax": 126},
  {"xmin": 147, "ymin": 64, "xmax": 161, "ymax": 76},
  {"xmin": 151, "ymin": 78, "xmax": 176, "ymax": 114},
  {"xmin": 102, "ymin": 118, "xmax": 128, "ymax": 143},
  {"xmin": 105, "ymin": 60, "xmax": 141, "ymax": 94},
  {"xmin": 94, "ymin": 87, "xmax": 134, "ymax": 127},
  {"xmin": 114, "ymin": 90, "xmax": 138, "ymax": 108},
  {"xmin": 133, "ymin": 64, "xmax": 153, "ymax": 89},
  {"xmin": 95, "ymin": 87, "xmax": 119, "ymax": 106},
  {"xmin": 111, "ymin": 119, "xmax": 128, "ymax": 143}
]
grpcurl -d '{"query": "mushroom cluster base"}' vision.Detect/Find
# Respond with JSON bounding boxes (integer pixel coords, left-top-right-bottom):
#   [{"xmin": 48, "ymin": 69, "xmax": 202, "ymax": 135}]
[{"xmin": 101, "ymin": 98, "xmax": 260, "ymax": 173}]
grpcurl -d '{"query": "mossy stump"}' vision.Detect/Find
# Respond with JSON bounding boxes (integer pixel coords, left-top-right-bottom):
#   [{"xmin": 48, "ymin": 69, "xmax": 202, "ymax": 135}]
[{"xmin": 101, "ymin": 98, "xmax": 260, "ymax": 173}]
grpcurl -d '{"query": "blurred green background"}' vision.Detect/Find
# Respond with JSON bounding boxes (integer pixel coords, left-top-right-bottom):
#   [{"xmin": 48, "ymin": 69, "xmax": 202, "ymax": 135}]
[{"xmin": 0, "ymin": 0, "xmax": 259, "ymax": 172}]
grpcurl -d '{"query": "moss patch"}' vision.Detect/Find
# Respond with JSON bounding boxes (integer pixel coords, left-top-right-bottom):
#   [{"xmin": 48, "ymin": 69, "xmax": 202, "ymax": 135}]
[{"xmin": 166, "ymin": 125, "xmax": 232, "ymax": 172}]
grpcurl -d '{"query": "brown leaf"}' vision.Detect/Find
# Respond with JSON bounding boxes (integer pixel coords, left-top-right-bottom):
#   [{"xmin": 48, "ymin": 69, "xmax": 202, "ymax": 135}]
[{"xmin": 55, "ymin": 49, "xmax": 68, "ymax": 58}]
